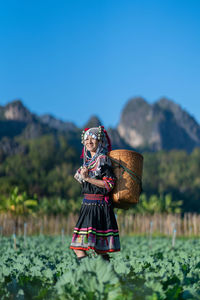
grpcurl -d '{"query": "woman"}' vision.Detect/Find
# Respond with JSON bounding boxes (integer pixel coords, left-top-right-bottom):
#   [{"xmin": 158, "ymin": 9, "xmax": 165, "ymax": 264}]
[{"xmin": 70, "ymin": 126, "xmax": 120, "ymax": 261}]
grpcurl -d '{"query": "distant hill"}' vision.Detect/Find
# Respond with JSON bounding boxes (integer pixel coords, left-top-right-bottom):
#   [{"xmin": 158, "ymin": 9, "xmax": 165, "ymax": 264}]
[
  {"xmin": 83, "ymin": 115, "xmax": 102, "ymax": 129},
  {"xmin": 0, "ymin": 97, "xmax": 200, "ymax": 155},
  {"xmin": 118, "ymin": 97, "xmax": 200, "ymax": 152},
  {"xmin": 0, "ymin": 100, "xmax": 79, "ymax": 157}
]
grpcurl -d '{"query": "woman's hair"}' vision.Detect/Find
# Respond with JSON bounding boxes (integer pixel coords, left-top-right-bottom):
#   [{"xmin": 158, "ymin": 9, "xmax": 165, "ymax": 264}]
[{"xmin": 81, "ymin": 126, "xmax": 112, "ymax": 166}]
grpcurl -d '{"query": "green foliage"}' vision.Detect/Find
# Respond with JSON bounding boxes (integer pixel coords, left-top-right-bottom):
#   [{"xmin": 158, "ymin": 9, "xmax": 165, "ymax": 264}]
[
  {"xmin": 1, "ymin": 236, "xmax": 200, "ymax": 299},
  {"xmin": 0, "ymin": 186, "xmax": 38, "ymax": 232},
  {"xmin": 1, "ymin": 186, "xmax": 38, "ymax": 217},
  {"xmin": 142, "ymin": 148, "xmax": 200, "ymax": 212},
  {"xmin": 0, "ymin": 132, "xmax": 200, "ymax": 213},
  {"xmin": 133, "ymin": 193, "xmax": 182, "ymax": 214},
  {"xmin": 37, "ymin": 196, "xmax": 82, "ymax": 215},
  {"xmin": 0, "ymin": 133, "xmax": 81, "ymax": 199}
]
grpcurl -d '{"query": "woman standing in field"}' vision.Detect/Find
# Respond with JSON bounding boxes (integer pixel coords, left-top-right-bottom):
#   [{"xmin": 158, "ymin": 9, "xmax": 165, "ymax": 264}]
[{"xmin": 70, "ymin": 126, "xmax": 120, "ymax": 261}]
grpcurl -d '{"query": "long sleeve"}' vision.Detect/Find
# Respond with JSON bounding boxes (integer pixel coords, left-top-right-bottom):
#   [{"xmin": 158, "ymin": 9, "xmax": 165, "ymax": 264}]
[
  {"xmin": 99, "ymin": 155, "xmax": 116, "ymax": 192},
  {"xmin": 80, "ymin": 154, "xmax": 116, "ymax": 195}
]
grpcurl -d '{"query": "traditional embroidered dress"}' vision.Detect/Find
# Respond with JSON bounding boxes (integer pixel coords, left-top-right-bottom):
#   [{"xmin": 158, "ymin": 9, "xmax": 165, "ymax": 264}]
[{"xmin": 70, "ymin": 127, "xmax": 120, "ymax": 253}]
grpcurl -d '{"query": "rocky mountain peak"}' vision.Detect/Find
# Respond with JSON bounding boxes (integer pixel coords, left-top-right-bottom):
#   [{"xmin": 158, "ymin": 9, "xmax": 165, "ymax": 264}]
[
  {"xmin": 1, "ymin": 97, "xmax": 200, "ymax": 153},
  {"xmin": 39, "ymin": 114, "xmax": 77, "ymax": 131},
  {"xmin": 155, "ymin": 97, "xmax": 200, "ymax": 144},
  {"xmin": 156, "ymin": 97, "xmax": 184, "ymax": 116},
  {"xmin": 118, "ymin": 97, "xmax": 153, "ymax": 148},
  {"xmin": 84, "ymin": 115, "xmax": 102, "ymax": 129},
  {"xmin": 4, "ymin": 99, "xmax": 33, "ymax": 122},
  {"xmin": 117, "ymin": 97, "xmax": 200, "ymax": 152}
]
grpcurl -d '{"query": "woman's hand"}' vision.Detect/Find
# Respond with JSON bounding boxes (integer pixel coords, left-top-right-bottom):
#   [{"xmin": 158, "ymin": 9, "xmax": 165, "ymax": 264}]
[
  {"xmin": 80, "ymin": 167, "xmax": 106, "ymax": 188},
  {"xmin": 80, "ymin": 166, "xmax": 89, "ymax": 180}
]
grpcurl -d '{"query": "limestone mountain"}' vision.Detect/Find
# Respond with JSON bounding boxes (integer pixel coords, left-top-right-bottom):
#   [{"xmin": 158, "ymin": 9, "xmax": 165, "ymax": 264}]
[
  {"xmin": 3, "ymin": 100, "xmax": 35, "ymax": 122},
  {"xmin": 0, "ymin": 100, "xmax": 53, "ymax": 141},
  {"xmin": 0, "ymin": 99, "xmax": 78, "ymax": 141},
  {"xmin": 84, "ymin": 115, "xmax": 102, "ymax": 129},
  {"xmin": 39, "ymin": 114, "xmax": 77, "ymax": 132},
  {"xmin": 107, "ymin": 128, "xmax": 133, "ymax": 150},
  {"xmin": 0, "ymin": 97, "xmax": 200, "ymax": 154},
  {"xmin": 117, "ymin": 97, "xmax": 200, "ymax": 152},
  {"xmin": 0, "ymin": 100, "xmax": 79, "ymax": 159}
]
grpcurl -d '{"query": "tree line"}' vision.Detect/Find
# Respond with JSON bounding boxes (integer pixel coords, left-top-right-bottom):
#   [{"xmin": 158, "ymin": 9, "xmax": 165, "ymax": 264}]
[{"xmin": 0, "ymin": 133, "xmax": 199, "ymax": 215}]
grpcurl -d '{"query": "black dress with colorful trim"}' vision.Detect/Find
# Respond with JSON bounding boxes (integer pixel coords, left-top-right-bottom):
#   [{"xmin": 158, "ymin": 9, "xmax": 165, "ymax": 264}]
[{"xmin": 70, "ymin": 154, "xmax": 120, "ymax": 253}]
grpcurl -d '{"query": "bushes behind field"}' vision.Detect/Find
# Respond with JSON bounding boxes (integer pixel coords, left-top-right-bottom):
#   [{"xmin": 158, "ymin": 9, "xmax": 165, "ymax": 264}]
[{"xmin": 0, "ymin": 133, "xmax": 200, "ymax": 213}]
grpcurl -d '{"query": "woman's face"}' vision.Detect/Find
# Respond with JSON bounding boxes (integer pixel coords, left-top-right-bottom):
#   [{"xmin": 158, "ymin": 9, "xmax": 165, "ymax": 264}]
[{"xmin": 85, "ymin": 136, "xmax": 99, "ymax": 153}]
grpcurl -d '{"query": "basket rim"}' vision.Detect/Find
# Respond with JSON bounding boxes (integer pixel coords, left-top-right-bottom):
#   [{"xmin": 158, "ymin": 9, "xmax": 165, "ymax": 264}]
[{"xmin": 108, "ymin": 149, "xmax": 143, "ymax": 159}]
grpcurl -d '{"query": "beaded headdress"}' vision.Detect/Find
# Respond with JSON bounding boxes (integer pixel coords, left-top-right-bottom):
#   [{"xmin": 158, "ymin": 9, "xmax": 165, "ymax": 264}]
[{"xmin": 81, "ymin": 126, "xmax": 112, "ymax": 166}]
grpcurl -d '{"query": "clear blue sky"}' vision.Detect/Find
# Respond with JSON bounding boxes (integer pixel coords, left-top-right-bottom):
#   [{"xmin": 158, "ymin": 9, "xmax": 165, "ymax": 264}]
[{"xmin": 0, "ymin": 0, "xmax": 200, "ymax": 128}]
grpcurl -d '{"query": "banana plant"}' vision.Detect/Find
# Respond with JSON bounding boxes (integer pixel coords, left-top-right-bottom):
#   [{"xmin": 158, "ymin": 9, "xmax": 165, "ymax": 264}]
[
  {"xmin": 140, "ymin": 193, "xmax": 182, "ymax": 214},
  {"xmin": 120, "ymin": 193, "xmax": 183, "ymax": 215},
  {"xmin": 5, "ymin": 186, "xmax": 38, "ymax": 231}
]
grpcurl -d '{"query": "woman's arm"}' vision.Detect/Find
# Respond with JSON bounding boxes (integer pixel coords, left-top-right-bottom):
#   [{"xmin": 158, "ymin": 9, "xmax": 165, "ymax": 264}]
[
  {"xmin": 84, "ymin": 177, "xmax": 106, "ymax": 188},
  {"xmin": 80, "ymin": 167, "xmax": 105, "ymax": 188}
]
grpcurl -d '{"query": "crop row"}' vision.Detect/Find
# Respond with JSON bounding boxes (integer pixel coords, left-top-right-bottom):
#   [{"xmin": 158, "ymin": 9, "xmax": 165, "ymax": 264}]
[{"xmin": 0, "ymin": 236, "xmax": 200, "ymax": 299}]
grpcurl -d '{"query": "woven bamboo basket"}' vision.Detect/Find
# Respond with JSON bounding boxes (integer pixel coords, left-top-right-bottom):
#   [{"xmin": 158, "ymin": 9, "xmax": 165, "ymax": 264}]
[{"xmin": 108, "ymin": 149, "xmax": 143, "ymax": 209}]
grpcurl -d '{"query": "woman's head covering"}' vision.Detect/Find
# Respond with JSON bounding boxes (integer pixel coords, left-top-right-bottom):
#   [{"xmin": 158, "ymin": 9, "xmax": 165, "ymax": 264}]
[{"xmin": 81, "ymin": 126, "xmax": 112, "ymax": 166}]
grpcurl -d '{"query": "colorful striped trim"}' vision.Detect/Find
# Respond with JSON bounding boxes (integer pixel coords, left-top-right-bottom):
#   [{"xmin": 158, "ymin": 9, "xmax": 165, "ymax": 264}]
[
  {"xmin": 73, "ymin": 230, "xmax": 119, "ymax": 236},
  {"xmin": 102, "ymin": 177, "xmax": 115, "ymax": 192},
  {"xmin": 70, "ymin": 246, "xmax": 120, "ymax": 253},
  {"xmin": 84, "ymin": 194, "xmax": 104, "ymax": 200},
  {"xmin": 88, "ymin": 160, "xmax": 99, "ymax": 172},
  {"xmin": 87, "ymin": 155, "xmax": 103, "ymax": 171},
  {"xmin": 74, "ymin": 227, "xmax": 119, "ymax": 233},
  {"xmin": 87, "ymin": 154, "xmax": 107, "ymax": 172}
]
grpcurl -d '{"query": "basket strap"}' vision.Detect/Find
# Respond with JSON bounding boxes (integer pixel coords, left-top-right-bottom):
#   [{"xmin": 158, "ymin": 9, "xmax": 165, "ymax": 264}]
[{"xmin": 110, "ymin": 157, "xmax": 143, "ymax": 191}]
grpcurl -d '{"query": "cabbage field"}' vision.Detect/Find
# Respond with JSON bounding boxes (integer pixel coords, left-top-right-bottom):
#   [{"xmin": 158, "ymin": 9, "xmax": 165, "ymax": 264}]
[{"xmin": 0, "ymin": 235, "xmax": 200, "ymax": 300}]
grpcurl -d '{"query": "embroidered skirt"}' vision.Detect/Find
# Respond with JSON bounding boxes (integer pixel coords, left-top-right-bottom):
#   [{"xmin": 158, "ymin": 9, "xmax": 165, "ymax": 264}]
[{"xmin": 70, "ymin": 194, "xmax": 120, "ymax": 253}]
